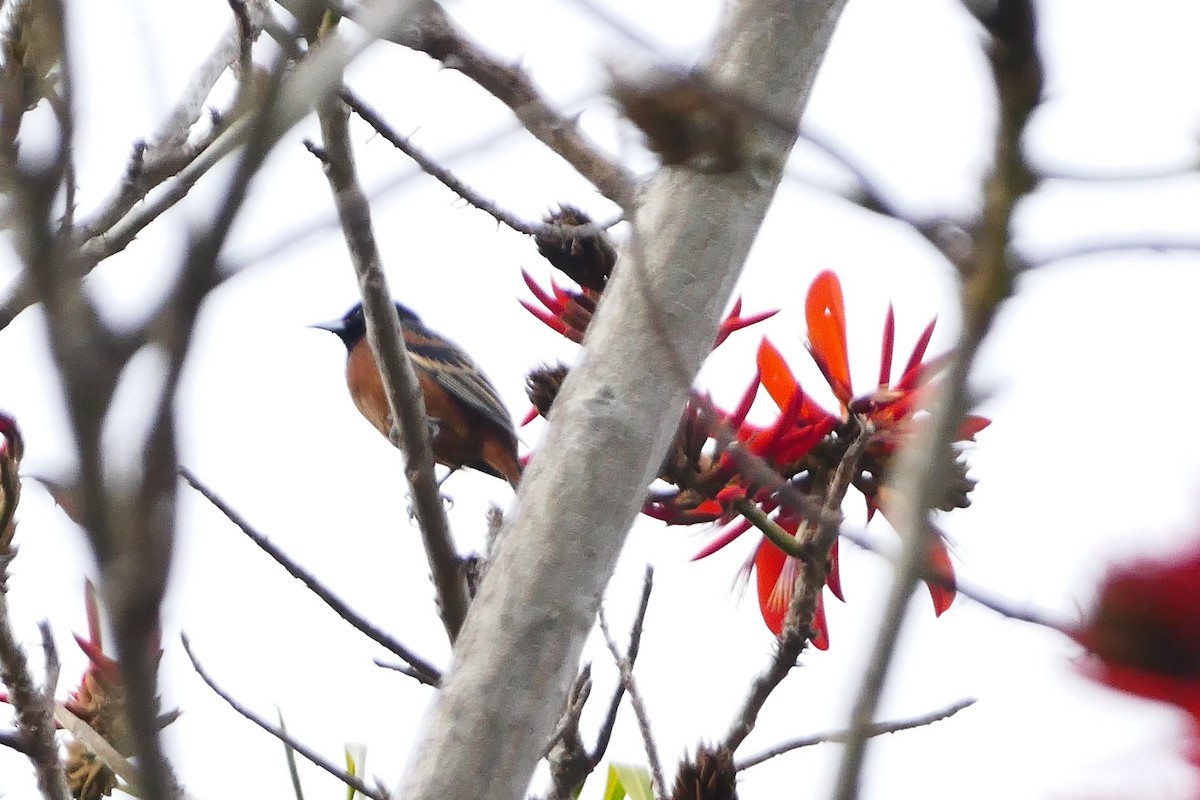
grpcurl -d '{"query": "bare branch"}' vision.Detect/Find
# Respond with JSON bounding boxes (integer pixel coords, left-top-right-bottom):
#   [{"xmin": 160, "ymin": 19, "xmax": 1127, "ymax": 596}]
[
  {"xmin": 735, "ymin": 697, "xmax": 976, "ymax": 771},
  {"xmin": 338, "ymin": 88, "xmax": 618, "ymax": 241},
  {"xmin": 831, "ymin": 4, "xmax": 1040, "ymax": 797},
  {"xmin": 545, "ymin": 567, "xmax": 654, "ymax": 800},
  {"xmin": 0, "ymin": 583, "xmax": 69, "ymax": 800},
  {"xmin": 1023, "ymin": 236, "xmax": 1200, "ymax": 270},
  {"xmin": 180, "ymin": 467, "xmax": 442, "ymax": 685},
  {"xmin": 1033, "ymin": 160, "xmax": 1199, "ymax": 183},
  {"xmin": 836, "ymin": 527, "xmax": 1074, "ymax": 633},
  {"xmin": 591, "ymin": 565, "xmax": 653, "ymax": 763},
  {"xmin": 181, "ymin": 634, "xmax": 388, "ymax": 800},
  {"xmin": 598, "ymin": 605, "xmax": 664, "ymax": 799},
  {"xmin": 314, "ymin": 91, "xmax": 469, "ymax": 643},
  {"xmin": 543, "ymin": 664, "xmax": 592, "ymax": 760}
]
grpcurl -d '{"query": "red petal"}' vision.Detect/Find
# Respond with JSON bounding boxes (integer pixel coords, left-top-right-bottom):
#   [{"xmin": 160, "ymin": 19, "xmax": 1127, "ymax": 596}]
[
  {"xmin": 747, "ymin": 387, "xmax": 808, "ymax": 461},
  {"xmin": 521, "ymin": 269, "xmax": 561, "ymax": 312},
  {"xmin": 958, "ymin": 415, "xmax": 991, "ymax": 440},
  {"xmin": 768, "ymin": 417, "xmax": 836, "ymax": 464},
  {"xmin": 805, "ymin": 271, "xmax": 852, "ymax": 404},
  {"xmin": 878, "ymin": 304, "xmax": 895, "ymax": 388},
  {"xmin": 641, "ymin": 503, "xmax": 722, "ymax": 524},
  {"xmin": 693, "ymin": 516, "xmax": 755, "ymax": 561},
  {"xmin": 757, "ymin": 338, "xmax": 799, "ymax": 411},
  {"xmin": 755, "ymin": 541, "xmax": 790, "ymax": 635},
  {"xmin": 519, "ymin": 300, "xmax": 570, "ymax": 334},
  {"xmin": 898, "ymin": 351, "xmax": 951, "ymax": 392},
  {"xmin": 899, "ymin": 317, "xmax": 937, "ymax": 386},
  {"xmin": 810, "ymin": 593, "xmax": 830, "ymax": 650},
  {"xmin": 924, "ymin": 536, "xmax": 957, "ymax": 616},
  {"xmin": 734, "ymin": 309, "xmax": 779, "ymax": 328},
  {"xmin": 826, "ymin": 537, "xmax": 844, "ymax": 602},
  {"xmin": 549, "ymin": 277, "xmax": 572, "ymax": 305},
  {"xmin": 726, "ymin": 371, "xmax": 760, "ymax": 430}
]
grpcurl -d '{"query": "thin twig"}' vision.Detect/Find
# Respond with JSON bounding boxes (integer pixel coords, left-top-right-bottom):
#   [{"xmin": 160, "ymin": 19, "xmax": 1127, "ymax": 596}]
[
  {"xmin": 542, "ymin": 567, "xmax": 655, "ymax": 800},
  {"xmin": 1033, "ymin": 160, "xmax": 1199, "ymax": 183},
  {"xmin": 0, "ymin": 730, "xmax": 30, "ymax": 754},
  {"xmin": 315, "ymin": 91, "xmax": 469, "ymax": 643},
  {"xmin": 735, "ymin": 697, "xmax": 976, "ymax": 771},
  {"xmin": 228, "ymin": 0, "xmax": 255, "ymax": 78},
  {"xmin": 1023, "ymin": 236, "xmax": 1200, "ymax": 270},
  {"xmin": 836, "ymin": 527, "xmax": 1074, "ymax": 633},
  {"xmin": 181, "ymin": 634, "xmax": 387, "ymax": 800},
  {"xmin": 542, "ymin": 664, "xmax": 593, "ymax": 759},
  {"xmin": 179, "ymin": 467, "xmax": 442, "ymax": 685},
  {"xmin": 591, "ymin": 565, "xmax": 654, "ymax": 762},
  {"xmin": 831, "ymin": 4, "xmax": 1039, "ymax": 797},
  {"xmin": 598, "ymin": 605, "xmax": 665, "ymax": 799},
  {"xmin": 373, "ymin": 658, "xmax": 443, "ymax": 685},
  {"xmin": 37, "ymin": 623, "xmax": 58, "ymax": 705},
  {"xmin": 794, "ymin": 127, "xmax": 945, "ymax": 248},
  {"xmin": 339, "ymin": 87, "xmax": 618, "ymax": 241}
]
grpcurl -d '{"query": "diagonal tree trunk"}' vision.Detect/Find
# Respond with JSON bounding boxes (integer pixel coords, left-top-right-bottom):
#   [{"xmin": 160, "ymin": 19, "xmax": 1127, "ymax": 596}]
[{"xmin": 398, "ymin": 2, "xmax": 849, "ymax": 799}]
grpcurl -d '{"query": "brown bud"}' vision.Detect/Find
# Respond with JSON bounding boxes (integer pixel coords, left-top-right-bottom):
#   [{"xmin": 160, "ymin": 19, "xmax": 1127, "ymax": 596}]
[
  {"xmin": 610, "ymin": 67, "xmax": 747, "ymax": 173},
  {"xmin": 64, "ymin": 740, "xmax": 118, "ymax": 800},
  {"xmin": 536, "ymin": 206, "xmax": 617, "ymax": 294},
  {"xmin": 526, "ymin": 363, "xmax": 570, "ymax": 419},
  {"xmin": 671, "ymin": 745, "xmax": 737, "ymax": 800}
]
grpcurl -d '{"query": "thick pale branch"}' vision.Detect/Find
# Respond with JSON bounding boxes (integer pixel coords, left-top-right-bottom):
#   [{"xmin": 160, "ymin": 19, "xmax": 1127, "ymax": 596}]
[{"xmin": 397, "ymin": 2, "xmax": 848, "ymax": 799}]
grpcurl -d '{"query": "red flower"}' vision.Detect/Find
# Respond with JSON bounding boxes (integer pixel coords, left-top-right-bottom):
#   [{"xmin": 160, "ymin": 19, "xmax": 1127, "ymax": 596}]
[
  {"xmin": 700, "ymin": 271, "xmax": 987, "ymax": 640},
  {"xmin": 1074, "ymin": 540, "xmax": 1200, "ymax": 762}
]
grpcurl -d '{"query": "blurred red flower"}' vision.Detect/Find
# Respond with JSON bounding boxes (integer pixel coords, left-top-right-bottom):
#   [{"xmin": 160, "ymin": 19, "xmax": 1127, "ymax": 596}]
[{"xmin": 1074, "ymin": 540, "xmax": 1200, "ymax": 767}]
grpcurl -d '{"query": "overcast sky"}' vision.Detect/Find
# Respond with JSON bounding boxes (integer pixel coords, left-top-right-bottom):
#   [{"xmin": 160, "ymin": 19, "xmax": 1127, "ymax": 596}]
[{"xmin": 2, "ymin": 1, "xmax": 1200, "ymax": 799}]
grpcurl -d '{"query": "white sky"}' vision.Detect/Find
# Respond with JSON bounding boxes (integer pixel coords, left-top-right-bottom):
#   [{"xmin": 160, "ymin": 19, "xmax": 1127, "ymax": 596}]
[{"xmin": 2, "ymin": 0, "xmax": 1200, "ymax": 798}]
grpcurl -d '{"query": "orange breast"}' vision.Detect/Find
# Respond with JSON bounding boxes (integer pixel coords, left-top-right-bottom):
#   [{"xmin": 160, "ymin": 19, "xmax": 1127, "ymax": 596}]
[{"xmin": 344, "ymin": 340, "xmax": 519, "ymax": 485}]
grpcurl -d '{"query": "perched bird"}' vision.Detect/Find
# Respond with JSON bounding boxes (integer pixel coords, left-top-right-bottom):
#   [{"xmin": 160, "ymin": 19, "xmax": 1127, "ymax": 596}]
[{"xmin": 312, "ymin": 301, "xmax": 522, "ymax": 487}]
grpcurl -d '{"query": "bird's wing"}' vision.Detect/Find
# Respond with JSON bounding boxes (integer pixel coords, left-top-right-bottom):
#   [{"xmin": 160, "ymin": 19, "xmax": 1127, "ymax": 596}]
[{"xmin": 403, "ymin": 324, "xmax": 518, "ymax": 442}]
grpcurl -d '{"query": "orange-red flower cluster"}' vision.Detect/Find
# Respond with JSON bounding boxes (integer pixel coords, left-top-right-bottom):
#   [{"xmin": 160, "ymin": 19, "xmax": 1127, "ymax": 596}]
[
  {"xmin": 521, "ymin": 257, "xmax": 987, "ymax": 647},
  {"xmin": 685, "ymin": 271, "xmax": 987, "ymax": 644}
]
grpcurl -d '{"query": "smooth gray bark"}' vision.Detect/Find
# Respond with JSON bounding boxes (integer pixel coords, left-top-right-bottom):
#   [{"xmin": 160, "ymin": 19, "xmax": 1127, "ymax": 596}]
[{"xmin": 398, "ymin": 2, "xmax": 849, "ymax": 799}]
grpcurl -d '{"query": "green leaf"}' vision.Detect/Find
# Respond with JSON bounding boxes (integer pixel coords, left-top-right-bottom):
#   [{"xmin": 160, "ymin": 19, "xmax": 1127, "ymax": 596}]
[
  {"xmin": 604, "ymin": 763, "xmax": 653, "ymax": 800},
  {"xmin": 345, "ymin": 742, "xmax": 368, "ymax": 800}
]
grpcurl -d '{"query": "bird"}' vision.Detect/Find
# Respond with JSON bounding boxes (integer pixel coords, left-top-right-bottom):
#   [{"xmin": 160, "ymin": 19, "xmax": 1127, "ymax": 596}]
[{"xmin": 312, "ymin": 301, "xmax": 522, "ymax": 487}]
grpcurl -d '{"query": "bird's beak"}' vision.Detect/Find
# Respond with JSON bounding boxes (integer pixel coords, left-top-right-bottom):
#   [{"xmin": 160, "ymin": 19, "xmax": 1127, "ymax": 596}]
[{"xmin": 309, "ymin": 319, "xmax": 344, "ymax": 335}]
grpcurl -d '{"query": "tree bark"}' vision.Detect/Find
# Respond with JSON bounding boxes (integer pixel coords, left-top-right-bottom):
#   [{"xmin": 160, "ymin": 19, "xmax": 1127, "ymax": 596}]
[{"xmin": 397, "ymin": 2, "xmax": 849, "ymax": 799}]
